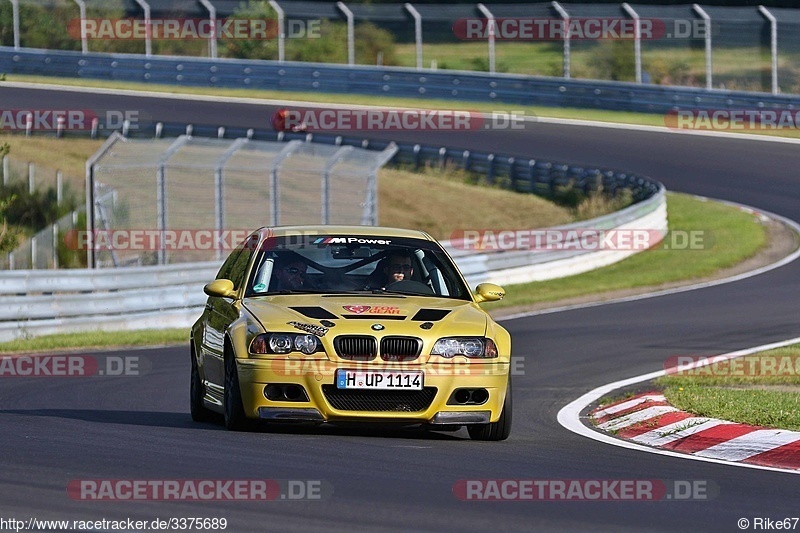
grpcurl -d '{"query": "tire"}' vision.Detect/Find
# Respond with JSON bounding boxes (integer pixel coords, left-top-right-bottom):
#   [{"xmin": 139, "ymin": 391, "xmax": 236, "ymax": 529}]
[
  {"xmin": 223, "ymin": 346, "xmax": 253, "ymax": 431},
  {"xmin": 190, "ymin": 342, "xmax": 215, "ymax": 423},
  {"xmin": 468, "ymin": 377, "xmax": 512, "ymax": 441}
]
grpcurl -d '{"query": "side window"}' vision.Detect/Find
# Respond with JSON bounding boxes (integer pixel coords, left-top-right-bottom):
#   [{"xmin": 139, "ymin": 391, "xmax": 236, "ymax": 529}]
[
  {"xmin": 228, "ymin": 234, "xmax": 259, "ymax": 291},
  {"xmin": 216, "ymin": 249, "xmax": 242, "ymax": 281}
]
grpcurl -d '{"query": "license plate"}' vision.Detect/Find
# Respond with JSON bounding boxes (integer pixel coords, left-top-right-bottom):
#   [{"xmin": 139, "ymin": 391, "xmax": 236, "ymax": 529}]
[{"xmin": 336, "ymin": 369, "xmax": 423, "ymax": 390}]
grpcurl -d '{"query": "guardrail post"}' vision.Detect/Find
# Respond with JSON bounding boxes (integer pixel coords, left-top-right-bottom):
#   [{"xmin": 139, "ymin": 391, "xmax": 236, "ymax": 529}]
[
  {"xmin": 2, "ymin": 155, "xmax": 8, "ymax": 186},
  {"xmin": 156, "ymin": 136, "xmax": 190, "ymax": 265},
  {"xmin": 552, "ymin": 1, "xmax": 570, "ymax": 79},
  {"xmin": 476, "ymin": 4, "xmax": 496, "ymax": 74},
  {"xmin": 213, "ymin": 138, "xmax": 248, "ymax": 259},
  {"xmin": 693, "ymin": 4, "xmax": 712, "ymax": 90},
  {"xmin": 337, "ymin": 1, "xmax": 355, "ymax": 65},
  {"xmin": 198, "ymin": 0, "xmax": 217, "ymax": 59},
  {"xmin": 73, "ymin": 0, "xmax": 88, "ymax": 54},
  {"xmin": 57, "ymin": 170, "xmax": 63, "ymax": 205},
  {"xmin": 269, "ymin": 140, "xmax": 302, "ymax": 226},
  {"xmin": 9, "ymin": 0, "xmax": 20, "ymax": 50},
  {"xmin": 622, "ymin": 3, "xmax": 642, "ymax": 84},
  {"xmin": 268, "ymin": 0, "xmax": 285, "ymax": 63},
  {"xmin": 31, "ymin": 236, "xmax": 36, "ymax": 269},
  {"xmin": 759, "ymin": 5, "xmax": 778, "ymax": 95},
  {"xmin": 52, "ymin": 223, "xmax": 58, "ymax": 269},
  {"xmin": 134, "ymin": 0, "xmax": 152, "ymax": 57},
  {"xmin": 362, "ymin": 142, "xmax": 398, "ymax": 226},
  {"xmin": 321, "ymin": 146, "xmax": 353, "ymax": 224},
  {"xmin": 28, "ymin": 162, "xmax": 34, "ymax": 193},
  {"xmin": 404, "ymin": 3, "xmax": 423, "ymax": 70}
]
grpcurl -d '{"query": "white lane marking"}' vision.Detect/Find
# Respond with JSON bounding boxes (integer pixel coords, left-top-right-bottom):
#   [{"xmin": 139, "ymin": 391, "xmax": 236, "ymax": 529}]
[
  {"xmin": 5, "ymin": 80, "xmax": 800, "ymax": 145},
  {"xmin": 694, "ymin": 430, "xmax": 800, "ymax": 462},
  {"xmin": 632, "ymin": 418, "xmax": 729, "ymax": 447},
  {"xmin": 557, "ymin": 336, "xmax": 800, "ymax": 475},
  {"xmin": 591, "ymin": 394, "xmax": 666, "ymax": 419},
  {"xmin": 596, "ymin": 406, "xmax": 678, "ymax": 431},
  {"xmin": 499, "ymin": 205, "xmax": 800, "ymax": 322}
]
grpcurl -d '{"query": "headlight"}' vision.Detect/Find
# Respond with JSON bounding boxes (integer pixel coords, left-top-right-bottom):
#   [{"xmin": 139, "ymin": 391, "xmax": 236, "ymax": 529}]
[
  {"xmin": 431, "ymin": 337, "xmax": 498, "ymax": 359},
  {"xmin": 250, "ymin": 333, "xmax": 322, "ymax": 355},
  {"xmin": 269, "ymin": 334, "xmax": 293, "ymax": 354},
  {"xmin": 293, "ymin": 334, "xmax": 318, "ymax": 355}
]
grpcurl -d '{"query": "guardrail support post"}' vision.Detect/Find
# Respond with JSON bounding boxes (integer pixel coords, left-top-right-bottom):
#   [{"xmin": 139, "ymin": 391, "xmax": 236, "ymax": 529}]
[
  {"xmin": 622, "ymin": 3, "xmax": 642, "ymax": 84},
  {"xmin": 477, "ymin": 4, "xmax": 496, "ymax": 74},
  {"xmin": 321, "ymin": 146, "xmax": 354, "ymax": 224},
  {"xmin": 198, "ymin": 0, "xmax": 217, "ymax": 59},
  {"xmin": 72, "ymin": 0, "xmax": 88, "ymax": 54},
  {"xmin": 213, "ymin": 138, "xmax": 248, "ymax": 260},
  {"xmin": 337, "ymin": 1, "xmax": 355, "ymax": 66},
  {"xmin": 28, "ymin": 162, "xmax": 34, "ymax": 194},
  {"xmin": 155, "ymin": 136, "xmax": 190, "ymax": 265},
  {"xmin": 552, "ymin": 1, "xmax": 570, "ymax": 79},
  {"xmin": 9, "ymin": 0, "xmax": 20, "ymax": 50},
  {"xmin": 133, "ymin": 0, "xmax": 152, "ymax": 57},
  {"xmin": 759, "ymin": 5, "xmax": 778, "ymax": 95},
  {"xmin": 404, "ymin": 3, "xmax": 423, "ymax": 70},
  {"xmin": 269, "ymin": 140, "xmax": 302, "ymax": 226},
  {"xmin": 52, "ymin": 223, "xmax": 58, "ymax": 269},
  {"xmin": 268, "ymin": 0, "xmax": 285, "ymax": 63},
  {"xmin": 693, "ymin": 4, "xmax": 712, "ymax": 90}
]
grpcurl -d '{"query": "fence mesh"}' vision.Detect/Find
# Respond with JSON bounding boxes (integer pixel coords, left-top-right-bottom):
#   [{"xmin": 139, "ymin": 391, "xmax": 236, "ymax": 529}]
[{"xmin": 87, "ymin": 135, "xmax": 391, "ymax": 267}]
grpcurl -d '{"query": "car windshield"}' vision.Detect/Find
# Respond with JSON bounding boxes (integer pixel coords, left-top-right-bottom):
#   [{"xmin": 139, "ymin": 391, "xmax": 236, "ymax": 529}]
[{"xmin": 245, "ymin": 234, "xmax": 471, "ymax": 300}]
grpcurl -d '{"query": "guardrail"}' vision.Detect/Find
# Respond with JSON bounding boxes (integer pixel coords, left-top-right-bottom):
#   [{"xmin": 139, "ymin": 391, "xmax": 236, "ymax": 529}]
[
  {"xmin": 0, "ymin": 123, "xmax": 665, "ymax": 342},
  {"xmin": 2, "ymin": 47, "xmax": 800, "ymax": 114}
]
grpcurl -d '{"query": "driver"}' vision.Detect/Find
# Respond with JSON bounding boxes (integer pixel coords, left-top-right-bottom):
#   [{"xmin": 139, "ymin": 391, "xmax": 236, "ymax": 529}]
[
  {"xmin": 271, "ymin": 257, "xmax": 308, "ymax": 291},
  {"xmin": 365, "ymin": 250, "xmax": 415, "ymax": 289}
]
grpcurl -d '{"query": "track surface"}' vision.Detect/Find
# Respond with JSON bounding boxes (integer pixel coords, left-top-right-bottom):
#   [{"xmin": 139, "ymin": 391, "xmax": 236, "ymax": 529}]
[{"xmin": 1, "ymin": 86, "xmax": 800, "ymax": 532}]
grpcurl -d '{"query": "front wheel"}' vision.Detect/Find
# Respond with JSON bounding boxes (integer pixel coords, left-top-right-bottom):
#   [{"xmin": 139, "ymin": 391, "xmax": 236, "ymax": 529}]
[
  {"xmin": 468, "ymin": 378, "xmax": 512, "ymax": 441},
  {"xmin": 224, "ymin": 350, "xmax": 253, "ymax": 431}
]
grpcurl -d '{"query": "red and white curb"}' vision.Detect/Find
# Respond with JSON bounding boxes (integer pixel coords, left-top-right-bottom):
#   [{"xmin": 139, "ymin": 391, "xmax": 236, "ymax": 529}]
[
  {"xmin": 557, "ymin": 337, "xmax": 800, "ymax": 475},
  {"xmin": 591, "ymin": 392, "xmax": 800, "ymax": 471}
]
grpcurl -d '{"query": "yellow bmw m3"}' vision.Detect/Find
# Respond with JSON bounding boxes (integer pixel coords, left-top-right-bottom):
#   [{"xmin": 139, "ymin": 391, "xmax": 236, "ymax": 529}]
[{"xmin": 190, "ymin": 226, "xmax": 512, "ymax": 440}]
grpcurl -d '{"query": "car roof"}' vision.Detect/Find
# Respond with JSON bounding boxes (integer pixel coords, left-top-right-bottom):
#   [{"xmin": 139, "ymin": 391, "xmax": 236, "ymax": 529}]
[{"xmin": 254, "ymin": 225, "xmax": 436, "ymax": 241}]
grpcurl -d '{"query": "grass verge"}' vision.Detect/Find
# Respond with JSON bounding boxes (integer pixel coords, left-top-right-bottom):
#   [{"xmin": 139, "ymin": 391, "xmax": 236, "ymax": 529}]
[
  {"xmin": 0, "ymin": 328, "xmax": 188, "ymax": 355},
  {"xmin": 6, "ymin": 74, "xmax": 800, "ymax": 140},
  {"xmin": 655, "ymin": 344, "xmax": 800, "ymax": 431},
  {"xmin": 483, "ymin": 192, "xmax": 768, "ymax": 310},
  {"xmin": 0, "ymin": 192, "xmax": 773, "ymax": 353}
]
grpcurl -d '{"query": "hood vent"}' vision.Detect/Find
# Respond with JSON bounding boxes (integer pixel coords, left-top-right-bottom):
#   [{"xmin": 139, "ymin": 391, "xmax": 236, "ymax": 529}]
[
  {"xmin": 411, "ymin": 309, "xmax": 451, "ymax": 322},
  {"xmin": 290, "ymin": 306, "xmax": 338, "ymax": 320}
]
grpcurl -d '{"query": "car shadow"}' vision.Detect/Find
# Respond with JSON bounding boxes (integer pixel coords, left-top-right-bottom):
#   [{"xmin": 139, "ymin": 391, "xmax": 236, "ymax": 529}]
[{"xmin": 0, "ymin": 408, "xmax": 467, "ymax": 440}]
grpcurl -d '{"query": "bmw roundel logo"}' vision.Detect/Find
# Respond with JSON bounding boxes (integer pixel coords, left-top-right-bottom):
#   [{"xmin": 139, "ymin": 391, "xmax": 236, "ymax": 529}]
[{"xmin": 371, "ymin": 324, "xmax": 385, "ymax": 331}]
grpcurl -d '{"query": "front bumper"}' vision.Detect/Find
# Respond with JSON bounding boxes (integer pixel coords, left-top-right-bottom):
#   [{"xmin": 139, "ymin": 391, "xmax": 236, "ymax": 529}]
[{"xmin": 237, "ymin": 357, "xmax": 510, "ymax": 425}]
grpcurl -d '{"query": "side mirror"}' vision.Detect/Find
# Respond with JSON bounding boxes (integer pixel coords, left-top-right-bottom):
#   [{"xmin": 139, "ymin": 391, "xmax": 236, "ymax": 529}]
[
  {"xmin": 474, "ymin": 283, "xmax": 505, "ymax": 303},
  {"xmin": 204, "ymin": 279, "xmax": 237, "ymax": 299}
]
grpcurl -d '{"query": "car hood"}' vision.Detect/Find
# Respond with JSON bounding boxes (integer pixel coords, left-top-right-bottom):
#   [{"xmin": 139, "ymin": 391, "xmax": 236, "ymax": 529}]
[{"xmin": 242, "ymin": 294, "xmax": 488, "ymax": 337}]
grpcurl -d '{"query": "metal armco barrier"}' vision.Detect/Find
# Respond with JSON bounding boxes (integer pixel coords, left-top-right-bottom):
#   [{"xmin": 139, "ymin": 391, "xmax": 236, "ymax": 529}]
[
  {"xmin": 2, "ymin": 47, "xmax": 800, "ymax": 113},
  {"xmin": 0, "ymin": 121, "xmax": 665, "ymax": 341}
]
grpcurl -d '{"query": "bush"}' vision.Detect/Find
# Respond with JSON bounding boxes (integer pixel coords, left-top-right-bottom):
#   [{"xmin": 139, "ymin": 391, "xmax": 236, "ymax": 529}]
[{"xmin": 587, "ymin": 41, "xmax": 636, "ymax": 82}]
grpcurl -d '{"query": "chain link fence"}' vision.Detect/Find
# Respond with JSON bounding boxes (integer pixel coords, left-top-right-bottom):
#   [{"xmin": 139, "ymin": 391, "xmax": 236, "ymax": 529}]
[
  {"xmin": 3, "ymin": 1, "xmax": 799, "ymax": 93},
  {"xmin": 86, "ymin": 133, "xmax": 395, "ymax": 268}
]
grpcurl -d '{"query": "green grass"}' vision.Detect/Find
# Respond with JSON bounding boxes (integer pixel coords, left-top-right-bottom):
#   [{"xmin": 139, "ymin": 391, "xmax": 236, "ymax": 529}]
[
  {"xmin": 0, "ymin": 192, "xmax": 774, "ymax": 354},
  {"xmin": 484, "ymin": 192, "xmax": 769, "ymax": 309},
  {"xmin": 653, "ymin": 344, "xmax": 800, "ymax": 430},
  {"xmin": 0, "ymin": 328, "xmax": 188, "ymax": 354},
  {"xmin": 6, "ymin": 73, "xmax": 800, "ymax": 140}
]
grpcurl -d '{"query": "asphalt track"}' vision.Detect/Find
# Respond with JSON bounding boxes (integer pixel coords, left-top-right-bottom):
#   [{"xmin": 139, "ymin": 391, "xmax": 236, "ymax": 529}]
[{"xmin": 1, "ymin": 86, "xmax": 800, "ymax": 532}]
